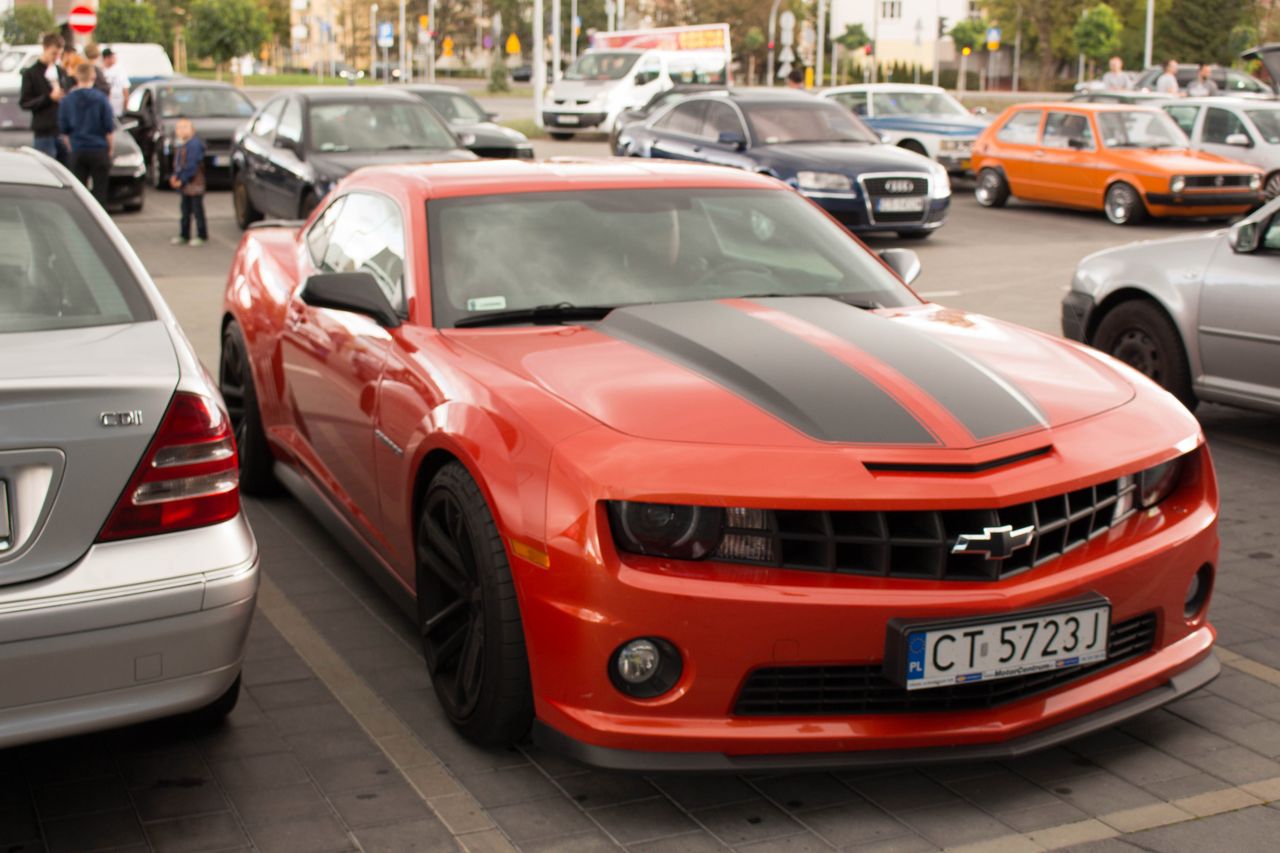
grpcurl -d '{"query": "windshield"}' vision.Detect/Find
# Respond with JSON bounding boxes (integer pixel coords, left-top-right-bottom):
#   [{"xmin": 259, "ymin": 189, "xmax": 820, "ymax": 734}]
[
  {"xmin": 564, "ymin": 52, "xmax": 640, "ymax": 81},
  {"xmin": 418, "ymin": 91, "xmax": 487, "ymax": 123},
  {"xmin": 0, "ymin": 185, "xmax": 152, "ymax": 333},
  {"xmin": 1097, "ymin": 110, "xmax": 1188, "ymax": 149},
  {"xmin": 745, "ymin": 103, "xmax": 881, "ymax": 145},
  {"xmin": 871, "ymin": 90, "xmax": 969, "ymax": 117},
  {"xmin": 428, "ymin": 188, "xmax": 916, "ymax": 328},
  {"xmin": 0, "ymin": 91, "xmax": 30, "ymax": 130},
  {"xmin": 308, "ymin": 101, "xmax": 456, "ymax": 152},
  {"xmin": 1247, "ymin": 109, "xmax": 1280, "ymax": 144},
  {"xmin": 158, "ymin": 86, "xmax": 255, "ymax": 118}
]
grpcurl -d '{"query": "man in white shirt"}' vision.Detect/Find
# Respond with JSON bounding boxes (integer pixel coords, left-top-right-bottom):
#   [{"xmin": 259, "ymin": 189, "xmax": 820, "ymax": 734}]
[
  {"xmin": 1101, "ymin": 56, "xmax": 1131, "ymax": 91},
  {"xmin": 1186, "ymin": 64, "xmax": 1220, "ymax": 98},
  {"xmin": 101, "ymin": 48, "xmax": 129, "ymax": 116},
  {"xmin": 1155, "ymin": 59, "xmax": 1181, "ymax": 95}
]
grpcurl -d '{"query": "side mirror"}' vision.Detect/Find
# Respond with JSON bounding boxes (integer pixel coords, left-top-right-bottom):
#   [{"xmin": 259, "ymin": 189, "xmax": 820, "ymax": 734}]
[
  {"xmin": 275, "ymin": 135, "xmax": 303, "ymax": 157},
  {"xmin": 1068, "ymin": 137, "xmax": 1089, "ymax": 150},
  {"xmin": 300, "ymin": 272, "xmax": 401, "ymax": 328},
  {"xmin": 878, "ymin": 248, "xmax": 922, "ymax": 285},
  {"xmin": 717, "ymin": 130, "xmax": 747, "ymax": 151},
  {"xmin": 117, "ymin": 117, "xmax": 139, "ymax": 132},
  {"xmin": 634, "ymin": 71, "xmax": 659, "ymax": 85},
  {"xmin": 1225, "ymin": 132, "xmax": 1251, "ymax": 146},
  {"xmin": 972, "ymin": 106, "xmax": 989, "ymax": 116},
  {"xmin": 457, "ymin": 131, "xmax": 477, "ymax": 147},
  {"xmin": 485, "ymin": 111, "xmax": 499, "ymax": 122},
  {"xmin": 1230, "ymin": 220, "xmax": 1260, "ymax": 253}
]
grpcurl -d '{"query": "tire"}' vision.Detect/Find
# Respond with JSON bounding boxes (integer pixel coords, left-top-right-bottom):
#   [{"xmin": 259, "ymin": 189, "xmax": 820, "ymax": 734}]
[
  {"xmin": 122, "ymin": 197, "xmax": 144, "ymax": 213},
  {"xmin": 150, "ymin": 151, "xmax": 167, "ymax": 190},
  {"xmin": 1104, "ymin": 182, "xmax": 1147, "ymax": 225},
  {"xmin": 898, "ymin": 140, "xmax": 928, "ymax": 157},
  {"xmin": 219, "ymin": 322, "xmax": 279, "ymax": 494},
  {"xmin": 975, "ymin": 167, "xmax": 1010, "ymax": 208},
  {"xmin": 1265, "ymin": 171, "xmax": 1280, "ymax": 200},
  {"xmin": 416, "ymin": 462, "xmax": 533, "ymax": 747},
  {"xmin": 549, "ymin": 132, "xmax": 574, "ymax": 141},
  {"xmin": 1092, "ymin": 300, "xmax": 1195, "ymax": 409},
  {"xmin": 896, "ymin": 230, "xmax": 933, "ymax": 240},
  {"xmin": 232, "ymin": 173, "xmax": 262, "ymax": 230}
]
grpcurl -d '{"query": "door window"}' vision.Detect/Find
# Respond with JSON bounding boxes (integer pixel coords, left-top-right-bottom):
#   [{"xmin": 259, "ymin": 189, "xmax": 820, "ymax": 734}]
[
  {"xmin": 830, "ymin": 91, "xmax": 869, "ymax": 116},
  {"xmin": 316, "ymin": 193, "xmax": 407, "ymax": 311},
  {"xmin": 654, "ymin": 100, "xmax": 708, "ymax": 136},
  {"xmin": 996, "ymin": 110, "xmax": 1041, "ymax": 145},
  {"xmin": 1203, "ymin": 107, "xmax": 1251, "ymax": 145},
  {"xmin": 1164, "ymin": 105, "xmax": 1200, "ymax": 137},
  {"xmin": 306, "ymin": 196, "xmax": 346, "ymax": 266},
  {"xmin": 1042, "ymin": 112, "xmax": 1094, "ymax": 150},
  {"xmin": 702, "ymin": 101, "xmax": 744, "ymax": 141},
  {"xmin": 252, "ymin": 99, "xmax": 285, "ymax": 139},
  {"xmin": 276, "ymin": 98, "xmax": 303, "ymax": 146}
]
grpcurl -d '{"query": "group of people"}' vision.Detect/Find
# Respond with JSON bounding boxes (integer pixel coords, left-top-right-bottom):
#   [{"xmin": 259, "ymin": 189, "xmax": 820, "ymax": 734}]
[{"xmin": 1101, "ymin": 55, "xmax": 1223, "ymax": 97}]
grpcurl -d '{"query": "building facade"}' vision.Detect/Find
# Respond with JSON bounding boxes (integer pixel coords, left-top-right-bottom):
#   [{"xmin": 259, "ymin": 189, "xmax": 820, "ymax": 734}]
[{"xmin": 830, "ymin": 0, "xmax": 981, "ymax": 70}]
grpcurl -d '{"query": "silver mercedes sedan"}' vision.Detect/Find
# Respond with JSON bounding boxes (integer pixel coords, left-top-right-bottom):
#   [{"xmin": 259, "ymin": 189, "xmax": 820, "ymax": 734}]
[
  {"xmin": 1064, "ymin": 196, "xmax": 1280, "ymax": 415},
  {"xmin": 0, "ymin": 147, "xmax": 258, "ymax": 747}
]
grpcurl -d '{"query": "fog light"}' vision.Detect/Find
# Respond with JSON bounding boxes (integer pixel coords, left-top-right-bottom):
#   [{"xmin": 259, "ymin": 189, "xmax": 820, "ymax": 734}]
[
  {"xmin": 1185, "ymin": 563, "xmax": 1213, "ymax": 619},
  {"xmin": 609, "ymin": 637, "xmax": 683, "ymax": 698}
]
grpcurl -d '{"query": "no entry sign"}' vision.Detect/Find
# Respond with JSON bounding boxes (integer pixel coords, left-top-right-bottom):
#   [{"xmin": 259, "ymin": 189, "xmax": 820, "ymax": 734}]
[{"xmin": 68, "ymin": 6, "xmax": 97, "ymax": 35}]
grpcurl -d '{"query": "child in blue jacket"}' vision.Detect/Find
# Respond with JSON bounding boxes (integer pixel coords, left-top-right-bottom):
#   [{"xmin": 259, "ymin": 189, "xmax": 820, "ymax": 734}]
[{"xmin": 169, "ymin": 118, "xmax": 208, "ymax": 246}]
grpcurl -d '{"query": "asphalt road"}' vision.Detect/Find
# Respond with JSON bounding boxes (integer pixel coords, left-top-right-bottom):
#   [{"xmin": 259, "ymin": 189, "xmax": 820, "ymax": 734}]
[{"xmin": 4, "ymin": 149, "xmax": 1280, "ymax": 853}]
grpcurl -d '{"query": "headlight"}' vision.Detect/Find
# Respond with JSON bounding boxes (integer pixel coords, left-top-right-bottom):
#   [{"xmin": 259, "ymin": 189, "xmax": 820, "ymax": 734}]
[
  {"xmin": 795, "ymin": 171, "xmax": 853, "ymax": 193},
  {"xmin": 607, "ymin": 501, "xmax": 723, "ymax": 560},
  {"xmin": 930, "ymin": 168, "xmax": 952, "ymax": 199},
  {"xmin": 1250, "ymin": 173, "xmax": 1263, "ymax": 191},
  {"xmin": 938, "ymin": 138, "xmax": 972, "ymax": 152},
  {"xmin": 115, "ymin": 151, "xmax": 144, "ymax": 168},
  {"xmin": 1170, "ymin": 175, "xmax": 1186, "ymax": 194},
  {"xmin": 1137, "ymin": 456, "xmax": 1185, "ymax": 508}
]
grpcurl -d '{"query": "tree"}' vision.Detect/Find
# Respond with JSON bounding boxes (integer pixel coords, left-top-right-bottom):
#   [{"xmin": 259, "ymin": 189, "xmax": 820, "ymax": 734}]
[
  {"xmin": 186, "ymin": 0, "xmax": 270, "ymax": 78},
  {"xmin": 96, "ymin": 0, "xmax": 164, "ymax": 45},
  {"xmin": 1, "ymin": 5, "xmax": 55, "ymax": 45},
  {"xmin": 1074, "ymin": 3, "xmax": 1123, "ymax": 66},
  {"xmin": 950, "ymin": 18, "xmax": 987, "ymax": 54},
  {"xmin": 1156, "ymin": 0, "xmax": 1250, "ymax": 66},
  {"xmin": 834, "ymin": 23, "xmax": 869, "ymax": 52},
  {"xmin": 742, "ymin": 26, "xmax": 765, "ymax": 84}
]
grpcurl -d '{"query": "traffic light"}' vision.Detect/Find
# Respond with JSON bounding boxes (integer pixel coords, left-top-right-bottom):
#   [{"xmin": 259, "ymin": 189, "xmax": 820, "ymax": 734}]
[
  {"xmin": 864, "ymin": 44, "xmax": 873, "ymax": 56},
  {"xmin": 768, "ymin": 41, "xmax": 774, "ymax": 50},
  {"xmin": 938, "ymin": 17, "xmax": 948, "ymax": 38},
  {"xmin": 962, "ymin": 46, "xmax": 971, "ymax": 56}
]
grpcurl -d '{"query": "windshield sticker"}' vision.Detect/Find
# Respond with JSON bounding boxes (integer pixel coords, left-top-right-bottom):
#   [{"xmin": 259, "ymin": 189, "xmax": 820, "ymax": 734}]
[{"xmin": 467, "ymin": 296, "xmax": 507, "ymax": 312}]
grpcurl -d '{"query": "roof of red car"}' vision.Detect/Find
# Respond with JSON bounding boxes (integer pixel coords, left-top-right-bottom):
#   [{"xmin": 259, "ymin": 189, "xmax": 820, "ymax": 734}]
[{"xmin": 342, "ymin": 158, "xmax": 784, "ymax": 199}]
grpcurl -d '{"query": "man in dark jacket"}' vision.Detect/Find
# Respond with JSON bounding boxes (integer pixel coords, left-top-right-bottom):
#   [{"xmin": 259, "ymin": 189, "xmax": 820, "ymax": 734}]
[
  {"xmin": 19, "ymin": 32, "xmax": 70, "ymax": 163},
  {"xmin": 58, "ymin": 62, "xmax": 115, "ymax": 206}
]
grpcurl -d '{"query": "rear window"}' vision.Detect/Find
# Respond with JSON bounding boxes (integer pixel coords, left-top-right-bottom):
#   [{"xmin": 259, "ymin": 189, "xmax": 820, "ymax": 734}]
[{"xmin": 0, "ymin": 185, "xmax": 153, "ymax": 334}]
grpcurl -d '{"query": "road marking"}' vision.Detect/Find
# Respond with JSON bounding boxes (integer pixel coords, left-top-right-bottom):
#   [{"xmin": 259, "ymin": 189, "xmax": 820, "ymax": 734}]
[
  {"xmin": 1218, "ymin": 646, "xmax": 1280, "ymax": 688},
  {"xmin": 256, "ymin": 576, "xmax": 517, "ymax": 853}
]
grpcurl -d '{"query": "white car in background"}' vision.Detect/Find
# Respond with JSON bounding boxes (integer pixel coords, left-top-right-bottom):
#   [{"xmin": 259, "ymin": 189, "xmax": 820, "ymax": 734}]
[
  {"xmin": 820, "ymin": 83, "xmax": 990, "ymax": 173},
  {"xmin": 1161, "ymin": 97, "xmax": 1280, "ymax": 198}
]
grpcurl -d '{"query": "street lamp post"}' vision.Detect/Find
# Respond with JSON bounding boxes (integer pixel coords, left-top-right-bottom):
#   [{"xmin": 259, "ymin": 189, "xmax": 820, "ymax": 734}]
[
  {"xmin": 534, "ymin": 0, "xmax": 545, "ymax": 126},
  {"xmin": 398, "ymin": 0, "xmax": 406, "ymax": 83},
  {"xmin": 1143, "ymin": 0, "xmax": 1154, "ymax": 70},
  {"xmin": 766, "ymin": 0, "xmax": 782, "ymax": 86},
  {"xmin": 370, "ymin": 3, "xmax": 378, "ymax": 80},
  {"xmin": 552, "ymin": 0, "xmax": 561, "ymax": 81},
  {"xmin": 816, "ymin": 0, "xmax": 827, "ymax": 87}
]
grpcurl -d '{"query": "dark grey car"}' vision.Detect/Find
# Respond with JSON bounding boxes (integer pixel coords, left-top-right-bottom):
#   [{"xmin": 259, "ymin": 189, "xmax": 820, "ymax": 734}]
[{"xmin": 403, "ymin": 84, "xmax": 533, "ymax": 159}]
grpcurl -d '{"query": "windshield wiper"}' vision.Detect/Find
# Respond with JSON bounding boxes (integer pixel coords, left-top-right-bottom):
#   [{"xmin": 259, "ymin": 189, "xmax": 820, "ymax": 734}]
[
  {"xmin": 747, "ymin": 293, "xmax": 881, "ymax": 310},
  {"xmin": 454, "ymin": 302, "xmax": 618, "ymax": 328}
]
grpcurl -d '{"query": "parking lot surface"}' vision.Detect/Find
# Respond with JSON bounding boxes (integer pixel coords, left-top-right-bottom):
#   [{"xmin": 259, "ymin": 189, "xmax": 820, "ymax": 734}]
[{"xmin": 4, "ymin": 146, "xmax": 1280, "ymax": 852}]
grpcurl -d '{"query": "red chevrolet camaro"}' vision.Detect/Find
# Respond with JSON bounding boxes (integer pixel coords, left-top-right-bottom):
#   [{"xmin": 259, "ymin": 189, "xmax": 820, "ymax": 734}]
[{"xmin": 221, "ymin": 160, "xmax": 1218, "ymax": 770}]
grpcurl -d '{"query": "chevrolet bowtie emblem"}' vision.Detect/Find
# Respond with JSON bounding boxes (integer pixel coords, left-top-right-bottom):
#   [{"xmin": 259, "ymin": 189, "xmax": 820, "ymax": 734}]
[{"xmin": 951, "ymin": 524, "xmax": 1035, "ymax": 560}]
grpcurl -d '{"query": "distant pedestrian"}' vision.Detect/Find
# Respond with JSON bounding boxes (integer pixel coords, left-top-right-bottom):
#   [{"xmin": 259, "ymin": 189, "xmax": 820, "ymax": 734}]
[
  {"xmin": 58, "ymin": 62, "xmax": 114, "ymax": 207},
  {"xmin": 1155, "ymin": 59, "xmax": 1181, "ymax": 95},
  {"xmin": 19, "ymin": 32, "xmax": 70, "ymax": 164},
  {"xmin": 169, "ymin": 119, "xmax": 208, "ymax": 247},
  {"xmin": 82, "ymin": 43, "xmax": 112, "ymax": 98},
  {"xmin": 102, "ymin": 48, "xmax": 130, "ymax": 116},
  {"xmin": 1101, "ymin": 56, "xmax": 1131, "ymax": 90},
  {"xmin": 786, "ymin": 66, "xmax": 806, "ymax": 89},
  {"xmin": 1187, "ymin": 64, "xmax": 1220, "ymax": 97}
]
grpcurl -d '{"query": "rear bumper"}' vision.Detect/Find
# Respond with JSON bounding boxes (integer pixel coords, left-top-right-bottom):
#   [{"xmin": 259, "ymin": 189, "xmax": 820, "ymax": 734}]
[
  {"xmin": 0, "ymin": 515, "xmax": 258, "ymax": 748},
  {"xmin": 1061, "ymin": 290, "xmax": 1096, "ymax": 342}
]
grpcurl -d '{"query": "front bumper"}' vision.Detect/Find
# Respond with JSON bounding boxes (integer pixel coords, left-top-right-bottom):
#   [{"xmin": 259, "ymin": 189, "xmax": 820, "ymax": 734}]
[
  {"xmin": 1061, "ymin": 290, "xmax": 1096, "ymax": 342},
  {"xmin": 108, "ymin": 170, "xmax": 145, "ymax": 207},
  {"xmin": 1145, "ymin": 191, "xmax": 1262, "ymax": 211},
  {"xmin": 542, "ymin": 111, "xmax": 608, "ymax": 132},
  {"xmin": 0, "ymin": 515, "xmax": 258, "ymax": 748}
]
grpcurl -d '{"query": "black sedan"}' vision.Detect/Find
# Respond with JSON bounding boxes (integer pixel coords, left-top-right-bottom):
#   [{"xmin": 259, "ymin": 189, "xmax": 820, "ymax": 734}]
[
  {"xmin": 123, "ymin": 79, "xmax": 256, "ymax": 188},
  {"xmin": 230, "ymin": 88, "xmax": 476, "ymax": 228},
  {"xmin": 403, "ymin": 84, "xmax": 533, "ymax": 158},
  {"xmin": 610, "ymin": 84, "xmax": 728, "ymax": 153},
  {"xmin": 1, "ymin": 88, "xmax": 145, "ymax": 212},
  {"xmin": 616, "ymin": 91, "xmax": 951, "ymax": 238}
]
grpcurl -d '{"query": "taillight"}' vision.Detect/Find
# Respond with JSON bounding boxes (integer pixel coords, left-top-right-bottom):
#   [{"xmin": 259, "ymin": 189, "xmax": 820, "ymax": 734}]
[{"xmin": 97, "ymin": 392, "xmax": 240, "ymax": 542}]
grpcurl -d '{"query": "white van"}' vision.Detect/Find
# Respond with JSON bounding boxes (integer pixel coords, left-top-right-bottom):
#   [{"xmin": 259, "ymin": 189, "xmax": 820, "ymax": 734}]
[
  {"xmin": 98, "ymin": 43, "xmax": 175, "ymax": 86},
  {"xmin": 542, "ymin": 49, "xmax": 727, "ymax": 139}
]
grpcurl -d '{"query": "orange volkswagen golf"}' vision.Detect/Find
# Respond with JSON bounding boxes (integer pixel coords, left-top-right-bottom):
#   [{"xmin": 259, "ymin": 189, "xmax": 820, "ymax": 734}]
[{"xmin": 971, "ymin": 103, "xmax": 1263, "ymax": 225}]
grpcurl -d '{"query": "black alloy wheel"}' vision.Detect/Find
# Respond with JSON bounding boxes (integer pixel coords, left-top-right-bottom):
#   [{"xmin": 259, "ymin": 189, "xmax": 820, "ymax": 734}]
[
  {"xmin": 218, "ymin": 323, "xmax": 278, "ymax": 493},
  {"xmin": 1092, "ymin": 300, "xmax": 1195, "ymax": 409},
  {"xmin": 416, "ymin": 462, "xmax": 532, "ymax": 746}
]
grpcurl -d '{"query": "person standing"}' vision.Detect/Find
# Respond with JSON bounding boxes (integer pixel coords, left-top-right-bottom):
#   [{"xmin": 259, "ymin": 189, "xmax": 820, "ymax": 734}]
[
  {"xmin": 102, "ymin": 48, "xmax": 130, "ymax": 116},
  {"xmin": 169, "ymin": 119, "xmax": 208, "ymax": 247},
  {"xmin": 58, "ymin": 63, "xmax": 115, "ymax": 207},
  {"xmin": 1155, "ymin": 59, "xmax": 1181, "ymax": 95},
  {"xmin": 82, "ymin": 44, "xmax": 112, "ymax": 99},
  {"xmin": 1187, "ymin": 64, "xmax": 1220, "ymax": 97},
  {"xmin": 19, "ymin": 32, "xmax": 70, "ymax": 163},
  {"xmin": 1101, "ymin": 56, "xmax": 1131, "ymax": 90}
]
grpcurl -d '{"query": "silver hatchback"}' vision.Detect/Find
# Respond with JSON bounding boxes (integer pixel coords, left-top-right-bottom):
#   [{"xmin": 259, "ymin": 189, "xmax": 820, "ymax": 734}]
[{"xmin": 0, "ymin": 148, "xmax": 258, "ymax": 747}]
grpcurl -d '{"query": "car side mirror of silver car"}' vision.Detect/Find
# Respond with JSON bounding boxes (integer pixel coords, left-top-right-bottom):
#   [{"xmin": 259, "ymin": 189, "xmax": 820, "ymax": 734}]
[
  {"xmin": 1225, "ymin": 132, "xmax": 1251, "ymax": 146},
  {"xmin": 878, "ymin": 248, "xmax": 922, "ymax": 285},
  {"xmin": 457, "ymin": 131, "xmax": 477, "ymax": 147},
  {"xmin": 300, "ymin": 272, "xmax": 402, "ymax": 328},
  {"xmin": 1229, "ymin": 221, "xmax": 1260, "ymax": 253}
]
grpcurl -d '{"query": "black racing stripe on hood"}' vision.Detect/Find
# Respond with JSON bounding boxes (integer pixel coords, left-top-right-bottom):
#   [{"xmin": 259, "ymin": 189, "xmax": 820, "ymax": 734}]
[
  {"xmin": 599, "ymin": 301, "xmax": 937, "ymax": 445},
  {"xmin": 759, "ymin": 298, "xmax": 1046, "ymax": 440}
]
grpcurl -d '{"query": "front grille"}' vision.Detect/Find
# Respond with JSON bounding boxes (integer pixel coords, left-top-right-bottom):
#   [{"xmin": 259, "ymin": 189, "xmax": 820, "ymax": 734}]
[
  {"xmin": 712, "ymin": 476, "xmax": 1136, "ymax": 581},
  {"xmin": 860, "ymin": 174, "xmax": 930, "ymax": 224},
  {"xmin": 734, "ymin": 613, "xmax": 1157, "ymax": 716},
  {"xmin": 1184, "ymin": 175, "xmax": 1252, "ymax": 188}
]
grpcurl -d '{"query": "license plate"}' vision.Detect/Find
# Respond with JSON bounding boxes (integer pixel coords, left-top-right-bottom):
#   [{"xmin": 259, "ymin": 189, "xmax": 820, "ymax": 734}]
[
  {"xmin": 891, "ymin": 600, "xmax": 1111, "ymax": 691},
  {"xmin": 876, "ymin": 197, "xmax": 925, "ymax": 213},
  {"xmin": 556, "ymin": 115, "xmax": 580, "ymax": 125},
  {"xmin": 0, "ymin": 480, "xmax": 11, "ymax": 552},
  {"xmin": 211, "ymin": 155, "xmax": 230, "ymax": 167}
]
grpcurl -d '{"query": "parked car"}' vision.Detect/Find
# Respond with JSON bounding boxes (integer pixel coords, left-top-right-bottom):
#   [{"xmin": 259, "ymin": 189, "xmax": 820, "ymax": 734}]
[
  {"xmin": 1132, "ymin": 63, "xmax": 1270, "ymax": 97},
  {"xmin": 222, "ymin": 157, "xmax": 1217, "ymax": 768},
  {"xmin": 403, "ymin": 84, "xmax": 533, "ymax": 159},
  {"xmin": 1069, "ymin": 91, "xmax": 1170, "ymax": 105},
  {"xmin": 609, "ymin": 84, "xmax": 727, "ymax": 153},
  {"xmin": 821, "ymin": 83, "xmax": 989, "ymax": 173},
  {"xmin": 230, "ymin": 87, "xmax": 476, "ymax": 228},
  {"xmin": 1160, "ymin": 97, "xmax": 1280, "ymax": 198},
  {"xmin": 617, "ymin": 90, "xmax": 950, "ymax": 238},
  {"xmin": 124, "ymin": 79, "xmax": 256, "ymax": 188},
  {"xmin": 1, "ymin": 88, "xmax": 145, "ymax": 212},
  {"xmin": 1065, "ymin": 196, "xmax": 1280, "ymax": 414},
  {"xmin": 972, "ymin": 102, "xmax": 1264, "ymax": 224},
  {"xmin": 0, "ymin": 44, "xmax": 38, "ymax": 90},
  {"xmin": 0, "ymin": 148, "xmax": 257, "ymax": 749}
]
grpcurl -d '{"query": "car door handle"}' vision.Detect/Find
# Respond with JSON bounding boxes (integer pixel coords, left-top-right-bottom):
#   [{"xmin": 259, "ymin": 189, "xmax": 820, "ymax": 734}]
[{"xmin": 692, "ymin": 146, "xmax": 703, "ymax": 153}]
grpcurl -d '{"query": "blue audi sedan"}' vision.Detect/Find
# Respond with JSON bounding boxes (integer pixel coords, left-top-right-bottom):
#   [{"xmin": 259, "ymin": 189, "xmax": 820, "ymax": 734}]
[{"xmin": 615, "ymin": 90, "xmax": 950, "ymax": 239}]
